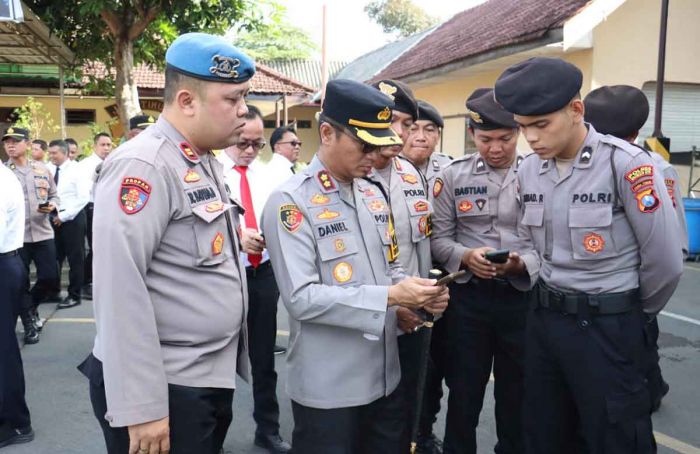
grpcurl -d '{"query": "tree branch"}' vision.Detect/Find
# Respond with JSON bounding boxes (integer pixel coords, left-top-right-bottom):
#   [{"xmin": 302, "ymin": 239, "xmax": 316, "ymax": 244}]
[
  {"xmin": 99, "ymin": 9, "xmax": 122, "ymax": 37},
  {"xmin": 127, "ymin": 4, "xmax": 162, "ymax": 41}
]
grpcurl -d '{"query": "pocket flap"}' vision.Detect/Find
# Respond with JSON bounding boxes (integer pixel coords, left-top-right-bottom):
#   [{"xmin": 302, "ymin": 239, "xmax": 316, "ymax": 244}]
[
  {"xmin": 569, "ymin": 205, "xmax": 612, "ymax": 228},
  {"xmin": 192, "ymin": 202, "xmax": 231, "ymax": 223},
  {"xmin": 522, "ymin": 204, "xmax": 544, "ymax": 227},
  {"xmin": 318, "ymin": 235, "xmax": 358, "ymax": 261}
]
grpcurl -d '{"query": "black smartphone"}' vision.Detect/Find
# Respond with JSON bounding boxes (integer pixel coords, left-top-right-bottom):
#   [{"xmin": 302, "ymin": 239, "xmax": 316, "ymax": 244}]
[
  {"xmin": 38, "ymin": 202, "xmax": 50, "ymax": 209},
  {"xmin": 485, "ymin": 249, "xmax": 510, "ymax": 264},
  {"xmin": 435, "ymin": 270, "xmax": 467, "ymax": 286}
]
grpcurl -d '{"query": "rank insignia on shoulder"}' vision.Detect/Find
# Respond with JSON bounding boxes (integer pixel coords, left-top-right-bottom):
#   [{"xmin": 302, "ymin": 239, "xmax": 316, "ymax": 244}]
[
  {"xmin": 310, "ymin": 193, "xmax": 330, "ymax": 205},
  {"xmin": 432, "ymin": 160, "xmax": 440, "ymax": 172},
  {"xmin": 205, "ymin": 201, "xmax": 224, "ymax": 213},
  {"xmin": 333, "ymin": 261, "xmax": 353, "ymax": 283},
  {"xmin": 317, "ymin": 208, "xmax": 340, "ymax": 220},
  {"xmin": 476, "ymin": 158, "xmax": 486, "ymax": 172},
  {"xmin": 212, "ymin": 232, "xmax": 224, "ymax": 256},
  {"xmin": 119, "ymin": 177, "xmax": 152, "ymax": 215},
  {"xmin": 635, "ymin": 187, "xmax": 661, "ymax": 213},
  {"xmin": 579, "ymin": 146, "xmax": 592, "ymax": 164},
  {"xmin": 458, "ymin": 200, "xmax": 473, "ymax": 213},
  {"xmin": 433, "ymin": 178, "xmax": 444, "ymax": 198},
  {"xmin": 184, "ymin": 169, "xmax": 201, "ymax": 183},
  {"xmin": 414, "ymin": 200, "xmax": 429, "ymax": 212},
  {"xmin": 280, "ymin": 203, "xmax": 303, "ymax": 233},
  {"xmin": 317, "ymin": 170, "xmax": 336, "ymax": 192},
  {"xmin": 393, "ymin": 158, "xmax": 403, "ymax": 172},
  {"xmin": 625, "ymin": 165, "xmax": 653, "ymax": 183},
  {"xmin": 516, "ymin": 156, "xmax": 524, "ymax": 168},
  {"xmin": 401, "ymin": 174, "xmax": 418, "ymax": 185},
  {"xmin": 361, "ymin": 187, "xmax": 376, "ymax": 197},
  {"xmin": 583, "ymin": 232, "xmax": 605, "ymax": 253},
  {"xmin": 179, "ymin": 142, "xmax": 199, "ymax": 163}
]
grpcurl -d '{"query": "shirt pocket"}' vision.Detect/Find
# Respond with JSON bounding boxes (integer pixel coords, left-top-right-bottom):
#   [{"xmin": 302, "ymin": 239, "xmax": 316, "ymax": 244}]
[
  {"xmin": 34, "ymin": 175, "xmax": 49, "ymax": 202},
  {"xmin": 522, "ymin": 204, "xmax": 545, "ymax": 251},
  {"xmin": 455, "ymin": 196, "xmax": 491, "ymax": 233},
  {"xmin": 191, "ymin": 203, "xmax": 232, "ymax": 266},
  {"xmin": 569, "ymin": 205, "xmax": 617, "ymax": 260},
  {"xmin": 317, "ymin": 235, "xmax": 360, "ymax": 287},
  {"xmin": 407, "ymin": 198, "xmax": 432, "ymax": 242}
]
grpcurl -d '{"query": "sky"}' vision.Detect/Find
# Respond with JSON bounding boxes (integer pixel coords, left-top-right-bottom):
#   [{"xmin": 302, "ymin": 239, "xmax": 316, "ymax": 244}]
[{"xmin": 272, "ymin": 0, "xmax": 485, "ymax": 62}]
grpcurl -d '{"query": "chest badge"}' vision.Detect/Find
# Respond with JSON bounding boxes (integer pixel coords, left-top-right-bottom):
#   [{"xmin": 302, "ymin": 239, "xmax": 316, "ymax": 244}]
[
  {"xmin": 212, "ymin": 232, "xmax": 225, "ymax": 256},
  {"xmin": 475, "ymin": 199, "xmax": 486, "ymax": 211},
  {"xmin": 583, "ymin": 232, "xmax": 605, "ymax": 253},
  {"xmin": 368, "ymin": 199, "xmax": 386, "ymax": 213},
  {"xmin": 334, "ymin": 238, "xmax": 346, "ymax": 253},
  {"xmin": 458, "ymin": 200, "xmax": 473, "ymax": 213},
  {"xmin": 184, "ymin": 169, "xmax": 201, "ymax": 183},
  {"xmin": 205, "ymin": 201, "xmax": 224, "ymax": 213},
  {"xmin": 317, "ymin": 208, "xmax": 340, "ymax": 220},
  {"xmin": 310, "ymin": 193, "xmax": 330, "ymax": 205},
  {"xmin": 333, "ymin": 262, "xmax": 353, "ymax": 283},
  {"xmin": 401, "ymin": 174, "xmax": 418, "ymax": 185},
  {"xmin": 414, "ymin": 200, "xmax": 429, "ymax": 212}
]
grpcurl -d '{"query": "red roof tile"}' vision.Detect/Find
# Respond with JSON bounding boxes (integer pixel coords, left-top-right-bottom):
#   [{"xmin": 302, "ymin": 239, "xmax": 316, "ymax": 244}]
[
  {"xmin": 82, "ymin": 61, "xmax": 315, "ymax": 95},
  {"xmin": 373, "ymin": 0, "xmax": 591, "ymax": 81}
]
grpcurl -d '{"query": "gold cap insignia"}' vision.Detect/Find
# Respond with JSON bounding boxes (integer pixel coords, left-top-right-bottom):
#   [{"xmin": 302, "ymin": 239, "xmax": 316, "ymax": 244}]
[
  {"xmin": 7, "ymin": 128, "xmax": 14, "ymax": 134},
  {"xmin": 377, "ymin": 107, "xmax": 391, "ymax": 121},
  {"xmin": 466, "ymin": 110, "xmax": 483, "ymax": 123},
  {"xmin": 378, "ymin": 82, "xmax": 397, "ymax": 100},
  {"xmin": 209, "ymin": 55, "xmax": 240, "ymax": 79},
  {"xmin": 148, "ymin": 116, "xmax": 155, "ymax": 123}
]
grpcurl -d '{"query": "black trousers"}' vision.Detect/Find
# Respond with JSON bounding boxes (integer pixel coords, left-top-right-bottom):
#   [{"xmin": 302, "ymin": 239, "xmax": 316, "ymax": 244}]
[
  {"xmin": 246, "ymin": 261, "xmax": 281, "ymax": 435},
  {"xmin": 84, "ymin": 203, "xmax": 94, "ymax": 286},
  {"xmin": 0, "ymin": 252, "xmax": 31, "ymax": 431},
  {"xmin": 291, "ymin": 389, "xmax": 404, "ymax": 453},
  {"xmin": 645, "ymin": 318, "xmax": 667, "ymax": 407},
  {"xmin": 53, "ymin": 210, "xmax": 86, "ymax": 300},
  {"xmin": 396, "ymin": 329, "xmax": 425, "ymax": 452},
  {"xmin": 443, "ymin": 279, "xmax": 528, "ymax": 454},
  {"xmin": 419, "ymin": 313, "xmax": 448, "ymax": 437},
  {"xmin": 19, "ymin": 239, "xmax": 59, "ymax": 310},
  {"xmin": 523, "ymin": 302, "xmax": 655, "ymax": 454},
  {"xmin": 79, "ymin": 354, "xmax": 233, "ymax": 454}
]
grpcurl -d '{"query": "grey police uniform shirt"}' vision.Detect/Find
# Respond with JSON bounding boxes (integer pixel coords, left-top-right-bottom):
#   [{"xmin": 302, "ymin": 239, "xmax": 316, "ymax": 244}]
[
  {"xmin": 5, "ymin": 159, "xmax": 59, "ymax": 243},
  {"xmin": 517, "ymin": 125, "xmax": 683, "ymax": 314},
  {"xmin": 650, "ymin": 151, "xmax": 688, "ymax": 258},
  {"xmin": 261, "ymin": 155, "xmax": 405, "ymax": 409},
  {"xmin": 417, "ymin": 152, "xmax": 452, "ymax": 189},
  {"xmin": 431, "ymin": 153, "xmax": 538, "ymax": 290},
  {"xmin": 91, "ymin": 116, "xmax": 249, "ymax": 427},
  {"xmin": 371, "ymin": 156, "xmax": 432, "ymax": 278}
]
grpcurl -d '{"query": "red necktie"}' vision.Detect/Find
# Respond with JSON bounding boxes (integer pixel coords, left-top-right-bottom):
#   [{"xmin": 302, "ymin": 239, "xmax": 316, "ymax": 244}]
[{"xmin": 233, "ymin": 165, "xmax": 262, "ymax": 268}]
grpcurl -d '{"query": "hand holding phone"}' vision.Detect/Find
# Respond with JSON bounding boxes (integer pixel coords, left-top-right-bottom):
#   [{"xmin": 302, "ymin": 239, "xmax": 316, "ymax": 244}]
[{"xmin": 484, "ymin": 249, "xmax": 510, "ymax": 264}]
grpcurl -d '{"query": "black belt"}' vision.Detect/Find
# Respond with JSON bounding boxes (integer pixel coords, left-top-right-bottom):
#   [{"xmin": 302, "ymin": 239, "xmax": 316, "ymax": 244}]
[
  {"xmin": 471, "ymin": 276, "xmax": 511, "ymax": 287},
  {"xmin": 0, "ymin": 249, "xmax": 18, "ymax": 257},
  {"xmin": 534, "ymin": 280, "xmax": 638, "ymax": 315}
]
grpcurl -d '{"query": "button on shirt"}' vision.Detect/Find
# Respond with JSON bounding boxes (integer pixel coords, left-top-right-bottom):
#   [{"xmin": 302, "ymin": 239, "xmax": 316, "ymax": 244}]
[
  {"xmin": 0, "ymin": 164, "xmax": 25, "ymax": 253},
  {"xmin": 55, "ymin": 160, "xmax": 90, "ymax": 222}
]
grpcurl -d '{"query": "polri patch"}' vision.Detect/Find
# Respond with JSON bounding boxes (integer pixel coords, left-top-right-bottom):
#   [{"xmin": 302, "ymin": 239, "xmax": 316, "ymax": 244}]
[
  {"xmin": 433, "ymin": 178, "xmax": 444, "ymax": 198},
  {"xmin": 119, "ymin": 177, "xmax": 151, "ymax": 215},
  {"xmin": 635, "ymin": 187, "xmax": 660, "ymax": 213},
  {"xmin": 625, "ymin": 165, "xmax": 653, "ymax": 183},
  {"xmin": 280, "ymin": 204, "xmax": 303, "ymax": 233},
  {"xmin": 583, "ymin": 232, "xmax": 605, "ymax": 253}
]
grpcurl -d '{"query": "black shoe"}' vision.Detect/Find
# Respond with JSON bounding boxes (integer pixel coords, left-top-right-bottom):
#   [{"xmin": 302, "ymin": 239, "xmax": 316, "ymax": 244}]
[
  {"xmin": 31, "ymin": 309, "xmax": 44, "ymax": 332},
  {"xmin": 254, "ymin": 433, "xmax": 291, "ymax": 453},
  {"xmin": 651, "ymin": 380, "xmax": 670, "ymax": 413},
  {"xmin": 57, "ymin": 296, "xmax": 81, "ymax": 310},
  {"xmin": 81, "ymin": 284, "xmax": 93, "ymax": 300},
  {"xmin": 23, "ymin": 326, "xmax": 40, "ymax": 345},
  {"xmin": 42, "ymin": 293, "xmax": 62, "ymax": 304},
  {"xmin": 0, "ymin": 426, "xmax": 34, "ymax": 448},
  {"xmin": 273, "ymin": 345, "xmax": 287, "ymax": 355},
  {"xmin": 417, "ymin": 433, "xmax": 443, "ymax": 454}
]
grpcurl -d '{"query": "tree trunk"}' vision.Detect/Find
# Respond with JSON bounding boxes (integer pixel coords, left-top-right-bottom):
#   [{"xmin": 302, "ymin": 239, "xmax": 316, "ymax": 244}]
[{"xmin": 114, "ymin": 37, "xmax": 141, "ymax": 137}]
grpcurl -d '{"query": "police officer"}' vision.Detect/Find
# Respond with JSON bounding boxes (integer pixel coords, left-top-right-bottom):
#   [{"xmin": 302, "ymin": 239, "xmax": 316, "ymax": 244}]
[
  {"xmin": 583, "ymin": 84, "xmax": 688, "ymax": 413},
  {"xmin": 431, "ymin": 89, "xmax": 537, "ymax": 454},
  {"xmin": 261, "ymin": 79, "xmax": 449, "ymax": 453},
  {"xmin": 269, "ymin": 124, "xmax": 301, "ymax": 180},
  {"xmin": 78, "ymin": 33, "xmax": 253, "ymax": 454},
  {"xmin": 494, "ymin": 57, "xmax": 683, "ymax": 453},
  {"xmin": 0, "ymin": 163, "xmax": 34, "ymax": 449},
  {"xmin": 127, "ymin": 115, "xmax": 156, "ymax": 140},
  {"xmin": 3, "ymin": 127, "xmax": 60, "ymax": 344},
  {"xmin": 403, "ymin": 100, "xmax": 451, "ymax": 452}
]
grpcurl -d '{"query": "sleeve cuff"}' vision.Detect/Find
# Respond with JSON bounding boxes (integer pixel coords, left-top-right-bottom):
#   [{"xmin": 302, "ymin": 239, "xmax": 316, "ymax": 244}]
[
  {"xmin": 106, "ymin": 400, "xmax": 169, "ymax": 428},
  {"xmin": 446, "ymin": 245, "xmax": 469, "ymax": 274}
]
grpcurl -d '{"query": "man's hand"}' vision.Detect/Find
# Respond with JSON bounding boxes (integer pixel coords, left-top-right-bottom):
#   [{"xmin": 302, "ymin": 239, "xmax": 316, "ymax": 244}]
[
  {"xmin": 52, "ymin": 216, "xmax": 62, "ymax": 227},
  {"xmin": 462, "ymin": 246, "xmax": 497, "ymax": 279},
  {"xmin": 396, "ymin": 307, "xmax": 424, "ymax": 333},
  {"xmin": 37, "ymin": 203, "xmax": 55, "ymax": 214},
  {"xmin": 388, "ymin": 276, "xmax": 444, "ymax": 310},
  {"xmin": 423, "ymin": 286, "xmax": 449, "ymax": 315},
  {"xmin": 128, "ymin": 416, "xmax": 170, "ymax": 454},
  {"xmin": 240, "ymin": 228, "xmax": 265, "ymax": 254},
  {"xmin": 493, "ymin": 252, "xmax": 525, "ymax": 277}
]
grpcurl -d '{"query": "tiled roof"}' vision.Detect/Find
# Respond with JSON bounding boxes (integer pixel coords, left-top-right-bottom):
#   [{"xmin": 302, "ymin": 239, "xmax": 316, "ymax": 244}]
[
  {"xmin": 373, "ymin": 0, "xmax": 591, "ymax": 81},
  {"xmin": 81, "ymin": 61, "xmax": 315, "ymax": 95},
  {"xmin": 259, "ymin": 59, "xmax": 348, "ymax": 89}
]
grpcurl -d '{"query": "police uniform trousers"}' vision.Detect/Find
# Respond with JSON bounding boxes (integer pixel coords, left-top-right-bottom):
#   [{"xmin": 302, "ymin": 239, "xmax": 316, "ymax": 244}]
[
  {"xmin": 645, "ymin": 317, "xmax": 667, "ymax": 408},
  {"xmin": 443, "ymin": 278, "xmax": 527, "ymax": 454},
  {"xmin": 245, "ymin": 260, "xmax": 282, "ymax": 437},
  {"xmin": 396, "ymin": 328, "xmax": 426, "ymax": 452},
  {"xmin": 291, "ymin": 389, "xmax": 404, "ymax": 454},
  {"xmin": 19, "ymin": 239, "xmax": 59, "ymax": 310},
  {"xmin": 52, "ymin": 210, "xmax": 86, "ymax": 301},
  {"xmin": 523, "ymin": 282, "xmax": 655, "ymax": 454},
  {"xmin": 83, "ymin": 202, "xmax": 94, "ymax": 286},
  {"xmin": 0, "ymin": 251, "xmax": 32, "ymax": 435},
  {"xmin": 78, "ymin": 354, "xmax": 233, "ymax": 454},
  {"xmin": 419, "ymin": 314, "xmax": 448, "ymax": 438}
]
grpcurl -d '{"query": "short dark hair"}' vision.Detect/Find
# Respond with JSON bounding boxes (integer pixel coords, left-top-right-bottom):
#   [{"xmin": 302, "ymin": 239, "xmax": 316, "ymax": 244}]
[
  {"xmin": 32, "ymin": 139, "xmax": 48, "ymax": 151},
  {"xmin": 244, "ymin": 104, "xmax": 263, "ymax": 121},
  {"xmin": 65, "ymin": 138, "xmax": 78, "ymax": 147},
  {"xmin": 163, "ymin": 66, "xmax": 206, "ymax": 105},
  {"xmin": 270, "ymin": 124, "xmax": 296, "ymax": 149},
  {"xmin": 94, "ymin": 132, "xmax": 111, "ymax": 144},
  {"xmin": 49, "ymin": 139, "xmax": 68, "ymax": 155}
]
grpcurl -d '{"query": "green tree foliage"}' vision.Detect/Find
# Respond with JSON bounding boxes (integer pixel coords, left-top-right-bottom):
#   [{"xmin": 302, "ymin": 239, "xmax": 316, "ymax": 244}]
[
  {"xmin": 365, "ymin": 0, "xmax": 439, "ymax": 38},
  {"xmin": 12, "ymin": 97, "xmax": 59, "ymax": 140},
  {"xmin": 27, "ymin": 0, "xmax": 264, "ymax": 135},
  {"xmin": 234, "ymin": 2, "xmax": 317, "ymax": 60}
]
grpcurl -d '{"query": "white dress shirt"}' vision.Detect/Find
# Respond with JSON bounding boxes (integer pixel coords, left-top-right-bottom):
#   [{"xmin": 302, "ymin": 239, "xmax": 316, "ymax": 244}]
[
  {"xmin": 77, "ymin": 153, "xmax": 104, "ymax": 202},
  {"xmin": 217, "ymin": 154, "xmax": 275, "ymax": 267},
  {"xmin": 55, "ymin": 159, "xmax": 90, "ymax": 222},
  {"xmin": 268, "ymin": 153, "xmax": 295, "ymax": 186},
  {"xmin": 0, "ymin": 164, "xmax": 26, "ymax": 252}
]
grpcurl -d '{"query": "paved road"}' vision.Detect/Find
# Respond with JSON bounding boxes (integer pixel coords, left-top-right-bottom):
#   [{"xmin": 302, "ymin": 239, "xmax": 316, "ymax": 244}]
[{"xmin": 5, "ymin": 265, "xmax": 700, "ymax": 453}]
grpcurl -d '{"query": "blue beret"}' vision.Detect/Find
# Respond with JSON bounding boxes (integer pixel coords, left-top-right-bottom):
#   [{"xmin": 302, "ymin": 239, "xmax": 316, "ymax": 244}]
[
  {"xmin": 466, "ymin": 88, "xmax": 517, "ymax": 130},
  {"xmin": 494, "ymin": 57, "xmax": 582, "ymax": 115},
  {"xmin": 584, "ymin": 85, "xmax": 649, "ymax": 139},
  {"xmin": 371, "ymin": 79, "xmax": 419, "ymax": 120},
  {"xmin": 165, "ymin": 33, "xmax": 255, "ymax": 84},
  {"xmin": 417, "ymin": 100, "xmax": 443, "ymax": 128},
  {"xmin": 321, "ymin": 79, "xmax": 401, "ymax": 147}
]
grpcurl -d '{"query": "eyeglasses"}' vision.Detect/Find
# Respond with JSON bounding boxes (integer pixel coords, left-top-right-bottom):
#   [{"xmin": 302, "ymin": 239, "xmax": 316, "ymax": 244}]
[
  {"xmin": 235, "ymin": 140, "xmax": 266, "ymax": 151},
  {"xmin": 335, "ymin": 127, "xmax": 380, "ymax": 154},
  {"xmin": 277, "ymin": 140, "xmax": 302, "ymax": 147}
]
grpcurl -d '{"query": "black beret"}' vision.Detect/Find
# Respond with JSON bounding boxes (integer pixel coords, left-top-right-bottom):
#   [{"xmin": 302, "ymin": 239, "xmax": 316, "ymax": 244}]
[
  {"xmin": 2, "ymin": 126, "xmax": 29, "ymax": 141},
  {"xmin": 321, "ymin": 79, "xmax": 401, "ymax": 147},
  {"xmin": 583, "ymin": 85, "xmax": 649, "ymax": 139},
  {"xmin": 465, "ymin": 88, "xmax": 517, "ymax": 130},
  {"xmin": 371, "ymin": 79, "xmax": 419, "ymax": 120},
  {"xmin": 494, "ymin": 57, "xmax": 583, "ymax": 115},
  {"xmin": 129, "ymin": 115, "xmax": 156, "ymax": 130},
  {"xmin": 416, "ymin": 100, "xmax": 443, "ymax": 128}
]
